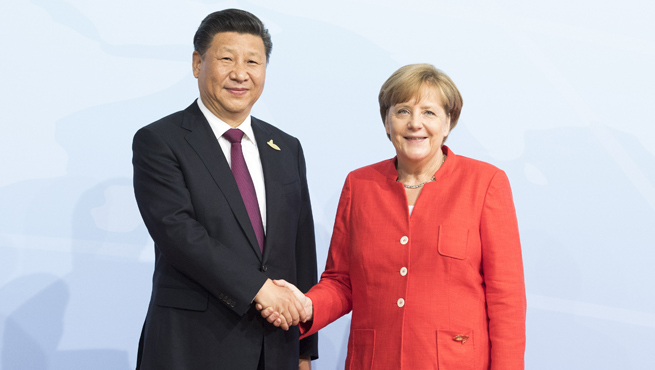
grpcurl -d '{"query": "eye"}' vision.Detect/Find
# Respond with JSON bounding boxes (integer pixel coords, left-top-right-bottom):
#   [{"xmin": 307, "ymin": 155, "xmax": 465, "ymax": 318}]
[
  {"xmin": 425, "ymin": 110, "xmax": 435, "ymax": 116},
  {"xmin": 397, "ymin": 108, "xmax": 410, "ymax": 115}
]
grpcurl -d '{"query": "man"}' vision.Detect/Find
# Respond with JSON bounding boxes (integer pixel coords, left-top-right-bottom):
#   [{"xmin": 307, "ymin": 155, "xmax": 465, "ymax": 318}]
[{"xmin": 132, "ymin": 9, "xmax": 318, "ymax": 370}]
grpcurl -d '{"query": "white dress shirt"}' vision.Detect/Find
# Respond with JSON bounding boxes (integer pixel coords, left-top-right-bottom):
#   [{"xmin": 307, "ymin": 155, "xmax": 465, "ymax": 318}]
[{"xmin": 197, "ymin": 98, "xmax": 267, "ymax": 233}]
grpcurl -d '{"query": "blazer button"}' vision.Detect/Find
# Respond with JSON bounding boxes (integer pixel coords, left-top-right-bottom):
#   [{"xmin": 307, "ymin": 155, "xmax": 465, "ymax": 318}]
[
  {"xmin": 397, "ymin": 298, "xmax": 405, "ymax": 307},
  {"xmin": 400, "ymin": 267, "xmax": 408, "ymax": 276},
  {"xmin": 400, "ymin": 236, "xmax": 409, "ymax": 245},
  {"xmin": 261, "ymin": 265, "xmax": 268, "ymax": 272}
]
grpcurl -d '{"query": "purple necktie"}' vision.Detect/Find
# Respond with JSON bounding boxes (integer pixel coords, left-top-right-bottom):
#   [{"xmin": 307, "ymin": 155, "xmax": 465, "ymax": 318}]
[{"xmin": 223, "ymin": 129, "xmax": 265, "ymax": 253}]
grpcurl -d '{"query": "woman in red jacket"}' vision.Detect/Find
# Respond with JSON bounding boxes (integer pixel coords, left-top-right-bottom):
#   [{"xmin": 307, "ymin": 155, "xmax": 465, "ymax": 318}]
[{"xmin": 262, "ymin": 64, "xmax": 526, "ymax": 370}]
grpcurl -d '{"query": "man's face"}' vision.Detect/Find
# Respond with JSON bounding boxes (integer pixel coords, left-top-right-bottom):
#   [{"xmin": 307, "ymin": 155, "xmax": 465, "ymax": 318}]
[{"xmin": 193, "ymin": 32, "xmax": 267, "ymax": 127}]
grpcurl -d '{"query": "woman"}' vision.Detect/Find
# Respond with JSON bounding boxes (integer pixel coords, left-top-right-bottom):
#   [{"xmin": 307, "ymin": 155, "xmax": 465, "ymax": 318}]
[{"xmin": 262, "ymin": 64, "xmax": 526, "ymax": 370}]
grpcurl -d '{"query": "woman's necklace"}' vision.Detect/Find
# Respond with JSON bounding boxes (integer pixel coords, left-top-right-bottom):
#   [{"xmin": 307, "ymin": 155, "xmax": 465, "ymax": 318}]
[
  {"xmin": 401, "ymin": 176, "xmax": 435, "ymax": 189},
  {"xmin": 397, "ymin": 155, "xmax": 446, "ymax": 189}
]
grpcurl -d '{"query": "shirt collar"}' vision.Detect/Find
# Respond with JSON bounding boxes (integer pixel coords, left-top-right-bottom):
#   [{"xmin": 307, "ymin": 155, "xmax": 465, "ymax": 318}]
[{"xmin": 197, "ymin": 97, "xmax": 257, "ymax": 146}]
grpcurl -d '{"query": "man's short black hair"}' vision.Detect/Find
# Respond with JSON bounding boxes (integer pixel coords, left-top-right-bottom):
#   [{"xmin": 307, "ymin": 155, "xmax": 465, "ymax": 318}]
[{"xmin": 193, "ymin": 9, "xmax": 272, "ymax": 62}]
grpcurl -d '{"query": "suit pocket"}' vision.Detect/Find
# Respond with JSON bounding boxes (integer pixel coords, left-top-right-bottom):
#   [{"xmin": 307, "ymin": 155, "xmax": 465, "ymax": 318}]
[
  {"xmin": 346, "ymin": 329, "xmax": 375, "ymax": 370},
  {"xmin": 437, "ymin": 329, "xmax": 476, "ymax": 370},
  {"xmin": 437, "ymin": 225, "xmax": 469, "ymax": 260},
  {"xmin": 154, "ymin": 287, "xmax": 208, "ymax": 311}
]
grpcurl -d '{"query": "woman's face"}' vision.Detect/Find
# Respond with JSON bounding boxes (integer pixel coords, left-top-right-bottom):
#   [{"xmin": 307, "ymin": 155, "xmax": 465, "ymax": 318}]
[{"xmin": 385, "ymin": 84, "xmax": 451, "ymax": 166}]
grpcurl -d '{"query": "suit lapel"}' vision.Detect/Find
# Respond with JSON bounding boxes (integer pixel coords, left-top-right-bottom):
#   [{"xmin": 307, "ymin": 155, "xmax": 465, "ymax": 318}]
[
  {"xmin": 251, "ymin": 118, "xmax": 286, "ymax": 261},
  {"xmin": 182, "ymin": 102, "xmax": 262, "ymax": 260}
]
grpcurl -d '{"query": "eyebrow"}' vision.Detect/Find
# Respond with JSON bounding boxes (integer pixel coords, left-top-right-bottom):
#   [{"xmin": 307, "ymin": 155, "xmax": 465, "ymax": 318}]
[
  {"xmin": 219, "ymin": 46, "xmax": 263, "ymax": 58},
  {"xmin": 395, "ymin": 102, "xmax": 441, "ymax": 109}
]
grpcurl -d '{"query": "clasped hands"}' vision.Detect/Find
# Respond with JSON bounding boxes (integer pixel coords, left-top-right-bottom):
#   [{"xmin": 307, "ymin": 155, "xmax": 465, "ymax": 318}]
[{"xmin": 254, "ymin": 279, "xmax": 313, "ymax": 330}]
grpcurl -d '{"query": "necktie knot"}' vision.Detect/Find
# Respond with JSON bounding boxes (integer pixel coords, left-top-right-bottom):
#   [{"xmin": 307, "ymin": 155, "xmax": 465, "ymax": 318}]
[{"xmin": 223, "ymin": 128, "xmax": 245, "ymax": 144}]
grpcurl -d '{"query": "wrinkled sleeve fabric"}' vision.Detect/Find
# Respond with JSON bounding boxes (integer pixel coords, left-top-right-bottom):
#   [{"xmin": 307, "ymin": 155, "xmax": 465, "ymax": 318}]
[
  {"xmin": 480, "ymin": 170, "xmax": 526, "ymax": 370},
  {"xmin": 300, "ymin": 175, "xmax": 354, "ymax": 338}
]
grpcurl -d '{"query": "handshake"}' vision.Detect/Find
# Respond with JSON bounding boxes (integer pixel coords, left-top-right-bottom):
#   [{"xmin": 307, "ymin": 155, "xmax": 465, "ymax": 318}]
[{"xmin": 254, "ymin": 278, "xmax": 314, "ymax": 330}]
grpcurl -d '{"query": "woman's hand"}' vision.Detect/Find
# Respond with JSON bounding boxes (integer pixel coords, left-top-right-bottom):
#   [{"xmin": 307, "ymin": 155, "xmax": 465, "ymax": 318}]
[{"xmin": 257, "ymin": 279, "xmax": 313, "ymax": 327}]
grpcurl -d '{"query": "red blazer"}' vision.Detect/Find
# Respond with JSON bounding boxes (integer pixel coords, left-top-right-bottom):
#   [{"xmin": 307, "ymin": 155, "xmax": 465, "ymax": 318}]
[{"xmin": 302, "ymin": 146, "xmax": 526, "ymax": 370}]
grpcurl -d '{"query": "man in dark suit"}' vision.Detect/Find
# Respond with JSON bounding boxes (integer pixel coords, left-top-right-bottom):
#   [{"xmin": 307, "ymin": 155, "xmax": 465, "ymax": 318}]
[{"xmin": 132, "ymin": 9, "xmax": 318, "ymax": 370}]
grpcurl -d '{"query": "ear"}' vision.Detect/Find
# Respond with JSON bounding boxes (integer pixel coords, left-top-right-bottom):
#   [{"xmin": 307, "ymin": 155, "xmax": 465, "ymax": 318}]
[
  {"xmin": 384, "ymin": 117, "xmax": 391, "ymax": 136},
  {"xmin": 442, "ymin": 115, "xmax": 451, "ymax": 136},
  {"xmin": 192, "ymin": 51, "xmax": 202, "ymax": 78}
]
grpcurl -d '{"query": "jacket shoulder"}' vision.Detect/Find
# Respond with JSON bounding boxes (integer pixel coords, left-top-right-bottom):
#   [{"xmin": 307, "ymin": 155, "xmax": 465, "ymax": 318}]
[
  {"xmin": 252, "ymin": 116, "xmax": 303, "ymax": 151},
  {"xmin": 252, "ymin": 117, "xmax": 297, "ymax": 139},
  {"xmin": 454, "ymin": 154, "xmax": 501, "ymax": 174},
  {"xmin": 450, "ymin": 153, "xmax": 511, "ymax": 191},
  {"xmin": 135, "ymin": 101, "xmax": 202, "ymax": 137},
  {"xmin": 136, "ymin": 109, "xmax": 187, "ymax": 135}
]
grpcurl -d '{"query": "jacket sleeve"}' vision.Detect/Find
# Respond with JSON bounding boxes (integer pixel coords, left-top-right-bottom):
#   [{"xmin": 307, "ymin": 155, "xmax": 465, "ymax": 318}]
[
  {"xmin": 294, "ymin": 141, "xmax": 320, "ymax": 359},
  {"xmin": 480, "ymin": 170, "xmax": 527, "ymax": 370},
  {"xmin": 132, "ymin": 126, "xmax": 268, "ymax": 316},
  {"xmin": 301, "ymin": 174, "xmax": 354, "ymax": 338}
]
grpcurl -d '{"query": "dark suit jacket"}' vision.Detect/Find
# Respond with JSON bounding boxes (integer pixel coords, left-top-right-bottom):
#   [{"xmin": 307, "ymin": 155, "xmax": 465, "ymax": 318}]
[{"xmin": 132, "ymin": 101, "xmax": 318, "ymax": 370}]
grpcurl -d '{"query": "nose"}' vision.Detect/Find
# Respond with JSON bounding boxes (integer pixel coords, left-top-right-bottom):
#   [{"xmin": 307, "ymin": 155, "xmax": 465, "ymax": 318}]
[
  {"xmin": 230, "ymin": 62, "xmax": 248, "ymax": 82},
  {"xmin": 407, "ymin": 114, "xmax": 423, "ymax": 130}
]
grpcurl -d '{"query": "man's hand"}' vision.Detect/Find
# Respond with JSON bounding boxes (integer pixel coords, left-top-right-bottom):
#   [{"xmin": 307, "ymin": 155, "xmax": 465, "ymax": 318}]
[
  {"xmin": 276, "ymin": 279, "xmax": 313, "ymax": 322},
  {"xmin": 257, "ymin": 279, "xmax": 313, "ymax": 327},
  {"xmin": 254, "ymin": 279, "xmax": 307, "ymax": 330}
]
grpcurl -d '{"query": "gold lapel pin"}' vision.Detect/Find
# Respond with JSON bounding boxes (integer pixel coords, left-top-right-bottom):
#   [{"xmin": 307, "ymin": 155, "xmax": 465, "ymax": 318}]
[
  {"xmin": 267, "ymin": 140, "xmax": 280, "ymax": 151},
  {"xmin": 453, "ymin": 335, "xmax": 469, "ymax": 344}
]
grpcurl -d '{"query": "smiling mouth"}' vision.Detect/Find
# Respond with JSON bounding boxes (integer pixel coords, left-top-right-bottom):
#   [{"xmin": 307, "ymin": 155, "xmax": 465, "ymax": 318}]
[
  {"xmin": 226, "ymin": 88, "xmax": 248, "ymax": 95},
  {"xmin": 405, "ymin": 137, "xmax": 426, "ymax": 141}
]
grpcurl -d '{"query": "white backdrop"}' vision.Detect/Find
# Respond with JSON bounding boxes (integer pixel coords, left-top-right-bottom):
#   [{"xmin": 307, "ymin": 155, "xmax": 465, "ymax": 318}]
[{"xmin": 1, "ymin": 0, "xmax": 654, "ymax": 369}]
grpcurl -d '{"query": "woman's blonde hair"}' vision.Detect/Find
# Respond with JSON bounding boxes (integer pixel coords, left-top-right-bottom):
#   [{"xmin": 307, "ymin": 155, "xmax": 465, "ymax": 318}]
[{"xmin": 378, "ymin": 64, "xmax": 463, "ymax": 134}]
